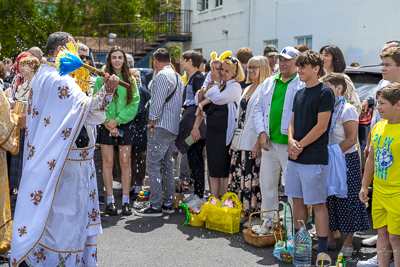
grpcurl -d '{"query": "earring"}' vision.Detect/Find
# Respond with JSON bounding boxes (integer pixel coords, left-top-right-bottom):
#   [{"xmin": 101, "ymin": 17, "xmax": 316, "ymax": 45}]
[{"xmin": 232, "ymin": 76, "xmax": 235, "ymax": 79}]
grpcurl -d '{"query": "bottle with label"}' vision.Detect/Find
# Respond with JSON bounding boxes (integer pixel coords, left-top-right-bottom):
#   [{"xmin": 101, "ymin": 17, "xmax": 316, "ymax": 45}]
[{"xmin": 293, "ymin": 220, "xmax": 311, "ymax": 267}]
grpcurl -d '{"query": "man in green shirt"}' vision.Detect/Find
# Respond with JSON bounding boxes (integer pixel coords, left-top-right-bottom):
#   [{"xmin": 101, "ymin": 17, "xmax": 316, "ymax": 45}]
[{"xmin": 253, "ymin": 46, "xmax": 304, "ymax": 234}]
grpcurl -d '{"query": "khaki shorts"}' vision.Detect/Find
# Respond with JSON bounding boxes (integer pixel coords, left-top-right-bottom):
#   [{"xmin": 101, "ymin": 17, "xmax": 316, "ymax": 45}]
[{"xmin": 372, "ymin": 194, "xmax": 400, "ymax": 235}]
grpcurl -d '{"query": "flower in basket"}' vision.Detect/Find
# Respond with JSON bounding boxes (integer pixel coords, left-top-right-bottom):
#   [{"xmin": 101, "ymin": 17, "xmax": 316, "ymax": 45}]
[
  {"xmin": 210, "ymin": 198, "xmax": 218, "ymax": 205},
  {"xmin": 223, "ymin": 200, "xmax": 234, "ymax": 208}
]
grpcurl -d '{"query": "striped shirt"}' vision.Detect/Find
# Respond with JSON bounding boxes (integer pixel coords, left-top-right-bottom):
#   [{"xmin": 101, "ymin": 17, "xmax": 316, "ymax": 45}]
[{"xmin": 149, "ymin": 65, "xmax": 184, "ymax": 135}]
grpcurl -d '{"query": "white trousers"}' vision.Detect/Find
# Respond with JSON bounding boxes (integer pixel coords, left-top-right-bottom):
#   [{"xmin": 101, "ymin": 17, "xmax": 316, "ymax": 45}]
[{"xmin": 260, "ymin": 142, "xmax": 293, "ymax": 226}]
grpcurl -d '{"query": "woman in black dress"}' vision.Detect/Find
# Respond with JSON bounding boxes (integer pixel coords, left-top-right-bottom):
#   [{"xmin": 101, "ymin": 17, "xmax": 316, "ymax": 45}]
[{"xmin": 197, "ymin": 56, "xmax": 244, "ymax": 197}]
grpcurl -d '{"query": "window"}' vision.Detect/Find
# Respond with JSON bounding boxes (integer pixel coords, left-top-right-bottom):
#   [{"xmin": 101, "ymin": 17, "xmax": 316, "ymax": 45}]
[
  {"xmin": 264, "ymin": 39, "xmax": 278, "ymax": 49},
  {"xmin": 215, "ymin": 0, "xmax": 223, "ymax": 7},
  {"xmin": 197, "ymin": 0, "xmax": 208, "ymax": 11},
  {"xmin": 296, "ymin": 36, "xmax": 312, "ymax": 50}
]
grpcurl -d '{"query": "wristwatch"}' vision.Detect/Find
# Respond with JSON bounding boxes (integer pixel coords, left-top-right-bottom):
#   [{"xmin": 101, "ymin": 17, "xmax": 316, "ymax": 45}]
[{"xmin": 210, "ymin": 81, "xmax": 217, "ymax": 85}]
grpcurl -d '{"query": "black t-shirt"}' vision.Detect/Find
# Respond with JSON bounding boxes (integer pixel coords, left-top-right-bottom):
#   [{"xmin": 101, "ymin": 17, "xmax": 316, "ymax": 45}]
[
  {"xmin": 290, "ymin": 83, "xmax": 335, "ymax": 165},
  {"xmin": 183, "ymin": 71, "xmax": 205, "ymax": 106}
]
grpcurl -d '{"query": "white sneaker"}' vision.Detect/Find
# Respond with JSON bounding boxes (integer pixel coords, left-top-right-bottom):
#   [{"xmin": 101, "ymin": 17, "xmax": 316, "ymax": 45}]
[
  {"xmin": 183, "ymin": 194, "xmax": 199, "ymax": 203},
  {"xmin": 132, "ymin": 200, "xmax": 150, "ymax": 209},
  {"xmin": 112, "ymin": 181, "xmax": 122, "ymax": 190},
  {"xmin": 361, "ymin": 235, "xmax": 378, "ymax": 247},
  {"xmin": 357, "ymin": 255, "xmax": 395, "ymax": 267}
]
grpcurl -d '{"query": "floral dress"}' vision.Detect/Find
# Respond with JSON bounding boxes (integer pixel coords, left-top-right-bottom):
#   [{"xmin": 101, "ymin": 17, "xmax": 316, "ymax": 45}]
[{"xmin": 228, "ymin": 97, "xmax": 261, "ymax": 216}]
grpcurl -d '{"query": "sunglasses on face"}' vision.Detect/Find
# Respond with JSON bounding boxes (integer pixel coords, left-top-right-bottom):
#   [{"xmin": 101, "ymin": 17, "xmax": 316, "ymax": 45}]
[{"xmin": 79, "ymin": 55, "xmax": 91, "ymax": 60}]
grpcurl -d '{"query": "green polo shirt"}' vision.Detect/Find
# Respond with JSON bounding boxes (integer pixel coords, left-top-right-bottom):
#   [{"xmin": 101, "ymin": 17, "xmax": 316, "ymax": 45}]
[{"xmin": 269, "ymin": 73, "xmax": 296, "ymax": 144}]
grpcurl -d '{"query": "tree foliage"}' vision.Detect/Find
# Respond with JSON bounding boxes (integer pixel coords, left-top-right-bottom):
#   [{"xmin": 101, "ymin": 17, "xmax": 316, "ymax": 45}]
[{"xmin": 0, "ymin": 0, "xmax": 181, "ymax": 59}]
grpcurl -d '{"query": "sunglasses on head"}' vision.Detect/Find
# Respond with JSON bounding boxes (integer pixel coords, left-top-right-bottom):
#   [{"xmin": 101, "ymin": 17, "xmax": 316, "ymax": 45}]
[
  {"xmin": 226, "ymin": 56, "xmax": 238, "ymax": 64},
  {"xmin": 79, "ymin": 55, "xmax": 91, "ymax": 60}
]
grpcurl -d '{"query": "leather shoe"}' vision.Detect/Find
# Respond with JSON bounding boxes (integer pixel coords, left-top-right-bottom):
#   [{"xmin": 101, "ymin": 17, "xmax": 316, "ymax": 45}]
[
  {"xmin": 121, "ymin": 202, "xmax": 132, "ymax": 216},
  {"xmin": 106, "ymin": 202, "xmax": 118, "ymax": 216}
]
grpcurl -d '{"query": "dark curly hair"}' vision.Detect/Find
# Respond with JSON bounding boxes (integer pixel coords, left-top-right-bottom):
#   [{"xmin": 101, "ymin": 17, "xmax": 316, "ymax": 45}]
[{"xmin": 105, "ymin": 46, "xmax": 135, "ymax": 104}]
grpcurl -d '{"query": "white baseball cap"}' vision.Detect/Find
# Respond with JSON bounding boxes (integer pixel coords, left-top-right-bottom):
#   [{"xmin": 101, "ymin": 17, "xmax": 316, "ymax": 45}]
[{"xmin": 274, "ymin": 46, "xmax": 299, "ymax": 59}]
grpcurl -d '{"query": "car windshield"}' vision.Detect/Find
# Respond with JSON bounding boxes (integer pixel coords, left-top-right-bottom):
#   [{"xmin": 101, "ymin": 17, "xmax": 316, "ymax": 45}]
[{"xmin": 353, "ymin": 83, "xmax": 378, "ymax": 102}]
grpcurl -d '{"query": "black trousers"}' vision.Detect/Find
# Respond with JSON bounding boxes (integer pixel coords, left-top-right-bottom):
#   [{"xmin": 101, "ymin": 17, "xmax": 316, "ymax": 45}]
[{"xmin": 187, "ymin": 139, "xmax": 206, "ymax": 198}]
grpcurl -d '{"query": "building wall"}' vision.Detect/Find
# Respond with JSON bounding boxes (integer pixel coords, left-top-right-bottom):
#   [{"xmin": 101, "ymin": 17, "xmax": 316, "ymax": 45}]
[{"xmin": 182, "ymin": 0, "xmax": 400, "ymax": 65}]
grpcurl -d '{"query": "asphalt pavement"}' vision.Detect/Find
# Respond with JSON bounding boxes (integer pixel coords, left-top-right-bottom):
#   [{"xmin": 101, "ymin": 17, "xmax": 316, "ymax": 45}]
[{"xmin": 1, "ymin": 181, "xmax": 377, "ymax": 267}]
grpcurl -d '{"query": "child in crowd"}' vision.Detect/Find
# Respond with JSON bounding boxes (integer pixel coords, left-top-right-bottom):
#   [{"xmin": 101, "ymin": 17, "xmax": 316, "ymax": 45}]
[
  {"xmin": 285, "ymin": 50, "xmax": 335, "ymax": 264},
  {"xmin": 360, "ymin": 83, "xmax": 400, "ymax": 266}
]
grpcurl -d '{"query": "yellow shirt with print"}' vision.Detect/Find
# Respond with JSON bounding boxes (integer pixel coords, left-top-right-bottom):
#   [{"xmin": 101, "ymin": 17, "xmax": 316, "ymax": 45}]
[{"xmin": 371, "ymin": 120, "xmax": 400, "ymax": 197}]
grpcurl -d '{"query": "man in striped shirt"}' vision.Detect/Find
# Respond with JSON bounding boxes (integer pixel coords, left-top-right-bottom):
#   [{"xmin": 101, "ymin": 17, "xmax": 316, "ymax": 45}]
[{"xmin": 136, "ymin": 48, "xmax": 184, "ymax": 217}]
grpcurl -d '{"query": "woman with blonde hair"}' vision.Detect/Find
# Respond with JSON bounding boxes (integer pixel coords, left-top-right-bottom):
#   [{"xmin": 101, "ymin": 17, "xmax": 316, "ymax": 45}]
[
  {"xmin": 228, "ymin": 56, "xmax": 271, "ymax": 221},
  {"xmin": 197, "ymin": 56, "xmax": 244, "ymax": 197}
]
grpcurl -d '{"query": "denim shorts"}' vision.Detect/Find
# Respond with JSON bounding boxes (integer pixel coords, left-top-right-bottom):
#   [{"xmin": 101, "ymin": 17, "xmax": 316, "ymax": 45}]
[{"xmin": 284, "ymin": 160, "xmax": 328, "ymax": 205}]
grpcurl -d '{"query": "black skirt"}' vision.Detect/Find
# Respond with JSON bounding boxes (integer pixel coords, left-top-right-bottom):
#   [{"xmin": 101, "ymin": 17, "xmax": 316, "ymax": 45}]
[
  {"xmin": 97, "ymin": 120, "xmax": 135, "ymax": 146},
  {"xmin": 205, "ymin": 103, "xmax": 230, "ymax": 178}
]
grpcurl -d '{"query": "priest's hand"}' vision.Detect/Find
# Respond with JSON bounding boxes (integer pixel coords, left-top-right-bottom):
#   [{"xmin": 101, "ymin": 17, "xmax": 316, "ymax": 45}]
[{"xmin": 103, "ymin": 74, "xmax": 120, "ymax": 93}]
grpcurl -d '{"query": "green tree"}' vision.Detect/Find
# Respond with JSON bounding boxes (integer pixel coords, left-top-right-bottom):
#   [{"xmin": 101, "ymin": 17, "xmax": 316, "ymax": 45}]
[{"xmin": 0, "ymin": 0, "xmax": 181, "ymax": 59}]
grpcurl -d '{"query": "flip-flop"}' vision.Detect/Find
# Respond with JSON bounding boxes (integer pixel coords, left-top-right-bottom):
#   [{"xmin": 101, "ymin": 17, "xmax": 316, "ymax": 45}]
[{"xmin": 316, "ymin": 252, "xmax": 332, "ymax": 267}]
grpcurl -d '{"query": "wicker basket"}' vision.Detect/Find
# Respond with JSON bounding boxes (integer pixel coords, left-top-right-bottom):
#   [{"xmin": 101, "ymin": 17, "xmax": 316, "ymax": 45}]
[{"xmin": 243, "ymin": 209, "xmax": 285, "ymax": 247}]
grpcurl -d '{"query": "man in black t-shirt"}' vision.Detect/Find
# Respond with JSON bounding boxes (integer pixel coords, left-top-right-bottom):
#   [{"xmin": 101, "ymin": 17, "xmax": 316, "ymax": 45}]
[
  {"xmin": 176, "ymin": 50, "xmax": 206, "ymax": 202},
  {"xmin": 285, "ymin": 51, "xmax": 335, "ymax": 261}
]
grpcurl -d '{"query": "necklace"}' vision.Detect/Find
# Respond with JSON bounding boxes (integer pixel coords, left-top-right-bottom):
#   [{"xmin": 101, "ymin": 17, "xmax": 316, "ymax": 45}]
[{"xmin": 14, "ymin": 80, "xmax": 31, "ymax": 101}]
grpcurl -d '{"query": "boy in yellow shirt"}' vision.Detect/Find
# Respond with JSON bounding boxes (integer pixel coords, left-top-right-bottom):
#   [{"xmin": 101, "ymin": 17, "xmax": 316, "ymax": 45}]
[{"xmin": 360, "ymin": 83, "xmax": 400, "ymax": 266}]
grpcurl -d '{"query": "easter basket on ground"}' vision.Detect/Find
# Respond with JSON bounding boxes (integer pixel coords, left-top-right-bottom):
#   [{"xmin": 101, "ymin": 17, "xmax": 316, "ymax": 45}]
[
  {"xmin": 273, "ymin": 202, "xmax": 294, "ymax": 262},
  {"xmin": 187, "ymin": 199, "xmax": 206, "ymax": 226},
  {"xmin": 202, "ymin": 192, "xmax": 242, "ymax": 234},
  {"xmin": 179, "ymin": 199, "xmax": 206, "ymax": 227},
  {"xmin": 243, "ymin": 209, "xmax": 285, "ymax": 247}
]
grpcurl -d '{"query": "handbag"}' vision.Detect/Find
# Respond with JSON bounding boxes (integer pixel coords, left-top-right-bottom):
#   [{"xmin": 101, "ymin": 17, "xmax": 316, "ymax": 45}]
[{"xmin": 230, "ymin": 128, "xmax": 243, "ymax": 150}]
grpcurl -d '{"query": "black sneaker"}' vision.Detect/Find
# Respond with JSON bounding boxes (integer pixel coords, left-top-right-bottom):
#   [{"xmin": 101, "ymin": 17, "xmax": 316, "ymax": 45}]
[
  {"xmin": 135, "ymin": 206, "xmax": 163, "ymax": 217},
  {"xmin": 106, "ymin": 202, "xmax": 118, "ymax": 216},
  {"xmin": 121, "ymin": 202, "xmax": 132, "ymax": 216},
  {"xmin": 162, "ymin": 204, "xmax": 174, "ymax": 214}
]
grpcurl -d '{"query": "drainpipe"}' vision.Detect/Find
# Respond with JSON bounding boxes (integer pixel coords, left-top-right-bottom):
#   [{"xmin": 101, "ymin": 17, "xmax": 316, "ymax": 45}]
[{"xmin": 244, "ymin": 0, "xmax": 251, "ymax": 47}]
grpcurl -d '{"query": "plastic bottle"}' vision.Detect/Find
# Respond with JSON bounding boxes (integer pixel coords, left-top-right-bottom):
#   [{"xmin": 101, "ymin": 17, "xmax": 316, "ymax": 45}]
[{"xmin": 293, "ymin": 220, "xmax": 311, "ymax": 267}]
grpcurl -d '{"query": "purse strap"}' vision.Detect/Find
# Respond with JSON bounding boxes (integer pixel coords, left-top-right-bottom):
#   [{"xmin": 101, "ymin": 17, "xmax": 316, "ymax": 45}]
[{"xmin": 164, "ymin": 73, "xmax": 179, "ymax": 106}]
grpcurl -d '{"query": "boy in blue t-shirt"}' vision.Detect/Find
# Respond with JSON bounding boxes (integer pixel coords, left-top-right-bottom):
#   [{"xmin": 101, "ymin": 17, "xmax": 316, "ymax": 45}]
[{"xmin": 285, "ymin": 51, "xmax": 335, "ymax": 263}]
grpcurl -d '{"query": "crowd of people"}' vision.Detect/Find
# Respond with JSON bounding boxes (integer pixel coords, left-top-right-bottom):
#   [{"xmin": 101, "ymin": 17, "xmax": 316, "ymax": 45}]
[{"xmin": 0, "ymin": 32, "xmax": 399, "ymax": 266}]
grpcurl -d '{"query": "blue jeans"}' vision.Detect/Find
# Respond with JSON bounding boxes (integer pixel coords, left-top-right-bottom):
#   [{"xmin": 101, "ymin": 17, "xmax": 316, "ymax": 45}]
[{"xmin": 146, "ymin": 127, "xmax": 177, "ymax": 209}]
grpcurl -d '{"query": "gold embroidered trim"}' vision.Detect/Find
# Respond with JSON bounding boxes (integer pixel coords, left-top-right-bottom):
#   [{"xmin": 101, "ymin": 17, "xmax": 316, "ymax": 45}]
[
  {"xmin": 71, "ymin": 145, "xmax": 95, "ymax": 151},
  {"xmin": 15, "ymin": 100, "xmax": 88, "ymax": 266},
  {"xmin": 88, "ymin": 222, "xmax": 100, "ymax": 226},
  {"xmin": 37, "ymin": 242, "xmax": 97, "ymax": 254},
  {"xmin": 67, "ymin": 157, "xmax": 93, "ymax": 162},
  {"xmin": 38, "ymin": 243, "xmax": 84, "ymax": 254},
  {"xmin": 0, "ymin": 218, "xmax": 12, "ymax": 231}
]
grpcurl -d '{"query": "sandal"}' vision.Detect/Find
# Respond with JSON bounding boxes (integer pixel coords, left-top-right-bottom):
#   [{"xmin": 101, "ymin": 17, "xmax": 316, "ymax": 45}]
[{"xmin": 316, "ymin": 252, "xmax": 332, "ymax": 267}]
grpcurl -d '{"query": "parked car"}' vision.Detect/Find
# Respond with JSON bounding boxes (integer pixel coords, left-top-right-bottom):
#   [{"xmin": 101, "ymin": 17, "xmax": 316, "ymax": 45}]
[{"xmin": 345, "ymin": 65, "xmax": 382, "ymax": 101}]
